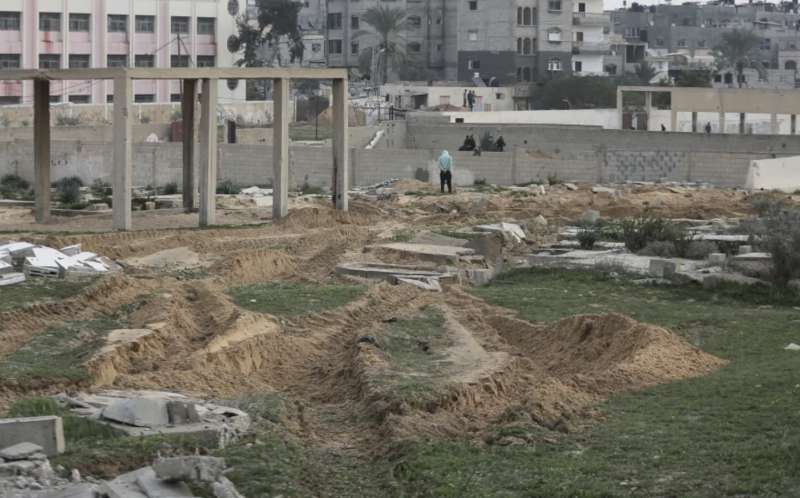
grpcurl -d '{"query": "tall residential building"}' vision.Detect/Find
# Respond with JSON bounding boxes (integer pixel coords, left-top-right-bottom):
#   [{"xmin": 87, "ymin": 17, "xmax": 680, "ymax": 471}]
[
  {"xmin": 0, "ymin": 0, "xmax": 244, "ymax": 105},
  {"xmin": 571, "ymin": 0, "xmax": 610, "ymax": 75}
]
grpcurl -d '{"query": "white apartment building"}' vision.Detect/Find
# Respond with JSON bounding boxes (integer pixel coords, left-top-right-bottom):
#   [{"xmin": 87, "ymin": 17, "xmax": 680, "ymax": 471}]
[{"xmin": 571, "ymin": 0, "xmax": 609, "ymax": 75}]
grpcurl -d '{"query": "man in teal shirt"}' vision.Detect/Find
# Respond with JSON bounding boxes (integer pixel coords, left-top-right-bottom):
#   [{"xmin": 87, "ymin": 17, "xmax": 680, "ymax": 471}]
[{"xmin": 438, "ymin": 150, "xmax": 453, "ymax": 194}]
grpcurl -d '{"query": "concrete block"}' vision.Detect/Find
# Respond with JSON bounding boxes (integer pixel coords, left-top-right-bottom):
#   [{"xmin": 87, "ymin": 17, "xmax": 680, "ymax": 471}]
[
  {"xmin": 0, "ymin": 272, "xmax": 25, "ymax": 286},
  {"xmin": 0, "ymin": 260, "xmax": 12, "ymax": 275},
  {"xmin": 0, "ymin": 442, "xmax": 44, "ymax": 461},
  {"xmin": 42, "ymin": 483, "xmax": 98, "ymax": 498},
  {"xmin": 0, "ymin": 460, "xmax": 36, "ymax": 477},
  {"xmin": 649, "ymin": 259, "xmax": 677, "ymax": 278},
  {"xmin": 166, "ymin": 401, "xmax": 200, "ymax": 426},
  {"xmin": 153, "ymin": 456, "xmax": 226, "ymax": 483},
  {"xmin": 60, "ymin": 245, "xmax": 81, "ymax": 257},
  {"xmin": 0, "ymin": 250, "xmax": 10, "ymax": 264},
  {"xmin": 134, "ymin": 467, "xmax": 195, "ymax": 497},
  {"xmin": 101, "ymin": 398, "xmax": 169, "ymax": 428},
  {"xmin": 708, "ymin": 253, "xmax": 727, "ymax": 265},
  {"xmin": 465, "ymin": 232, "xmax": 503, "ymax": 264},
  {"xmin": 738, "ymin": 245, "xmax": 753, "ymax": 255},
  {"xmin": 0, "ymin": 416, "xmax": 64, "ymax": 457}
]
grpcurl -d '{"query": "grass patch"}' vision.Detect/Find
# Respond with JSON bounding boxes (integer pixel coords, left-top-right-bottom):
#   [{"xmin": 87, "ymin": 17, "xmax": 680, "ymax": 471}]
[
  {"xmin": 228, "ymin": 281, "xmax": 365, "ymax": 317},
  {"xmin": 382, "ymin": 267, "xmax": 800, "ymax": 497},
  {"xmin": 289, "ymin": 123, "xmax": 332, "ymax": 141},
  {"xmin": 0, "ymin": 278, "xmax": 95, "ymax": 313},
  {"xmin": 390, "ymin": 230, "xmax": 415, "ymax": 242},
  {"xmin": 370, "ymin": 308, "xmax": 452, "ymax": 408},
  {"xmin": 0, "ymin": 313, "xmax": 126, "ymax": 387}
]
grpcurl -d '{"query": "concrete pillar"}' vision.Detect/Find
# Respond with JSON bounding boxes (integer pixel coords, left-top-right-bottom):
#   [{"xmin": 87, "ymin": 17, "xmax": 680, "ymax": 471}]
[
  {"xmin": 770, "ymin": 113, "xmax": 778, "ymax": 135},
  {"xmin": 112, "ymin": 76, "xmax": 133, "ymax": 231},
  {"xmin": 691, "ymin": 112, "xmax": 698, "ymax": 133},
  {"xmin": 181, "ymin": 79, "xmax": 197, "ymax": 211},
  {"xmin": 739, "ymin": 113, "xmax": 746, "ymax": 134},
  {"xmin": 33, "ymin": 80, "xmax": 51, "ymax": 224},
  {"xmin": 718, "ymin": 112, "xmax": 725, "ymax": 134},
  {"xmin": 616, "ymin": 87, "xmax": 623, "ymax": 130},
  {"xmin": 272, "ymin": 77, "xmax": 289, "ymax": 220},
  {"xmin": 792, "ymin": 114, "xmax": 797, "ymax": 135},
  {"xmin": 670, "ymin": 109, "xmax": 677, "ymax": 132},
  {"xmin": 198, "ymin": 78, "xmax": 218, "ymax": 227},
  {"xmin": 332, "ymin": 78, "xmax": 349, "ymax": 211},
  {"xmin": 644, "ymin": 91, "xmax": 652, "ymax": 131}
]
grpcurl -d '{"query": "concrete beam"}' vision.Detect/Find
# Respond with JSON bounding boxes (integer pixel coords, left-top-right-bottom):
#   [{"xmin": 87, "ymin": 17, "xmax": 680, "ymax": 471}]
[
  {"xmin": 198, "ymin": 78, "xmax": 218, "ymax": 227},
  {"xmin": 333, "ymin": 78, "xmax": 349, "ymax": 211},
  {"xmin": 770, "ymin": 113, "xmax": 778, "ymax": 134},
  {"xmin": 272, "ymin": 78, "xmax": 289, "ymax": 220},
  {"xmin": 739, "ymin": 113, "xmax": 746, "ymax": 134},
  {"xmin": 792, "ymin": 114, "xmax": 797, "ymax": 135},
  {"xmin": 718, "ymin": 112, "xmax": 725, "ymax": 134},
  {"xmin": 181, "ymin": 79, "xmax": 197, "ymax": 211},
  {"xmin": 616, "ymin": 87, "xmax": 623, "ymax": 130},
  {"xmin": 112, "ymin": 77, "xmax": 133, "ymax": 231},
  {"xmin": 691, "ymin": 112, "xmax": 698, "ymax": 133},
  {"xmin": 33, "ymin": 80, "xmax": 50, "ymax": 223},
  {"xmin": 670, "ymin": 109, "xmax": 677, "ymax": 132},
  {"xmin": 644, "ymin": 91, "xmax": 652, "ymax": 130}
]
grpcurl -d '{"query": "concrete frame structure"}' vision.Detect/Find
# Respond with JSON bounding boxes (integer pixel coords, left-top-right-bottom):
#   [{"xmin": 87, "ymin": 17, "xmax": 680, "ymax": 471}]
[
  {"xmin": 0, "ymin": 67, "xmax": 349, "ymax": 230},
  {"xmin": 617, "ymin": 86, "xmax": 800, "ymax": 135}
]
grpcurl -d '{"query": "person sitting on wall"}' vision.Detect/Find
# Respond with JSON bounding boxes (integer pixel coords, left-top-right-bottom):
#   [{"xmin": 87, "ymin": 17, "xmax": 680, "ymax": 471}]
[
  {"xmin": 495, "ymin": 135, "xmax": 506, "ymax": 152},
  {"xmin": 473, "ymin": 146, "xmax": 482, "ymax": 156},
  {"xmin": 459, "ymin": 135, "xmax": 475, "ymax": 151}
]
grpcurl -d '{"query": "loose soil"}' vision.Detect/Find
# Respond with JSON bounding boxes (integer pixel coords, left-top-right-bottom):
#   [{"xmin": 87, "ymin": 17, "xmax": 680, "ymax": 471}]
[{"xmin": 0, "ymin": 185, "xmax": 734, "ymax": 456}]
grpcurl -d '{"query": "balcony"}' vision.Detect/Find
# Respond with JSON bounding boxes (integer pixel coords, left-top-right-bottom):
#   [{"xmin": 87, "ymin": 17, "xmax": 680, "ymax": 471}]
[
  {"xmin": 572, "ymin": 40, "xmax": 610, "ymax": 53},
  {"xmin": 572, "ymin": 12, "xmax": 609, "ymax": 26}
]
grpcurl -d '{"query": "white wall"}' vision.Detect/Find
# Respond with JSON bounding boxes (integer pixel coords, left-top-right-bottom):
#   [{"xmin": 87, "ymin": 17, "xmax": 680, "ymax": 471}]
[
  {"xmin": 648, "ymin": 109, "xmax": 796, "ymax": 134},
  {"xmin": 381, "ymin": 84, "xmax": 516, "ymax": 112},
  {"xmin": 442, "ymin": 109, "xmax": 619, "ymax": 128},
  {"xmin": 746, "ymin": 155, "xmax": 800, "ymax": 192}
]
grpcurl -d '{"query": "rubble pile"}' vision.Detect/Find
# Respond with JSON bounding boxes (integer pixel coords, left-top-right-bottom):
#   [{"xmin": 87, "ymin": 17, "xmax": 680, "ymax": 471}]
[
  {"xmin": 0, "ymin": 241, "xmax": 121, "ymax": 287},
  {"xmin": 0, "ymin": 441, "xmax": 82, "ymax": 498}
]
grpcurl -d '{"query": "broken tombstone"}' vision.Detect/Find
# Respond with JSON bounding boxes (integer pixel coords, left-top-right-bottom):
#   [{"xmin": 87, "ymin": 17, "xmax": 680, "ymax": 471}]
[{"xmin": 153, "ymin": 456, "xmax": 226, "ymax": 483}]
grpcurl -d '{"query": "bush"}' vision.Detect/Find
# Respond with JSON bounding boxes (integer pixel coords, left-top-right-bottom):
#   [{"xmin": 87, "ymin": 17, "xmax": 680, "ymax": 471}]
[
  {"xmin": 756, "ymin": 200, "xmax": 800, "ymax": 287},
  {"xmin": 53, "ymin": 176, "xmax": 84, "ymax": 205},
  {"xmin": 90, "ymin": 179, "xmax": 111, "ymax": 198},
  {"xmin": 577, "ymin": 222, "xmax": 599, "ymax": 250},
  {"xmin": 685, "ymin": 240, "xmax": 719, "ymax": 260},
  {"xmin": 0, "ymin": 174, "xmax": 31, "ymax": 199},
  {"xmin": 547, "ymin": 174, "xmax": 562, "ymax": 186},
  {"xmin": 161, "ymin": 182, "xmax": 179, "ymax": 195},
  {"xmin": 639, "ymin": 240, "xmax": 677, "ymax": 257},
  {"xmin": 621, "ymin": 214, "xmax": 681, "ymax": 253},
  {"xmin": 216, "ymin": 179, "xmax": 241, "ymax": 195},
  {"xmin": 55, "ymin": 114, "xmax": 81, "ymax": 126},
  {"xmin": 300, "ymin": 182, "xmax": 323, "ymax": 195}
]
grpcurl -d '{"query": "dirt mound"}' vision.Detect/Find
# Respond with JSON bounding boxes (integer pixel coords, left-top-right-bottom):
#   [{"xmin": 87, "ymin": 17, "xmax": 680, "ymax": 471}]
[{"xmin": 392, "ymin": 179, "xmax": 436, "ymax": 193}]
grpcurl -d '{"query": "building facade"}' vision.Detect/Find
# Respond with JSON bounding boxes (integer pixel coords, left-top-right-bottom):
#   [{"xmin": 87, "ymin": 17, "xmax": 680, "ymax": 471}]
[{"xmin": 0, "ymin": 0, "xmax": 248, "ymax": 105}]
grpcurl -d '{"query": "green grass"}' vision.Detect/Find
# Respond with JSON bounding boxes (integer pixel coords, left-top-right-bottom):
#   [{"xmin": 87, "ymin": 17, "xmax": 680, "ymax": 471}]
[
  {"xmin": 0, "ymin": 278, "xmax": 96, "ymax": 313},
  {"xmin": 384, "ymin": 268, "xmax": 800, "ymax": 497},
  {"xmin": 0, "ymin": 314, "xmax": 126, "ymax": 387},
  {"xmin": 290, "ymin": 123, "xmax": 332, "ymax": 141},
  {"xmin": 228, "ymin": 281, "xmax": 365, "ymax": 317},
  {"xmin": 370, "ymin": 308, "xmax": 452, "ymax": 408}
]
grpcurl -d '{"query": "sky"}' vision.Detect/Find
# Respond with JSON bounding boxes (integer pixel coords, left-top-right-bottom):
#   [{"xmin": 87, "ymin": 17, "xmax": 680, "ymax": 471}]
[{"xmin": 603, "ymin": 0, "xmax": 741, "ymax": 11}]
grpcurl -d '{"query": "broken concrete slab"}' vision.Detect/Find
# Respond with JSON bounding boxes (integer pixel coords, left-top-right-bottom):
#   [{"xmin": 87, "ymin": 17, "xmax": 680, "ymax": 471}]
[
  {"xmin": 708, "ymin": 253, "xmax": 727, "ymax": 265},
  {"xmin": 60, "ymin": 245, "xmax": 81, "ymax": 257},
  {"xmin": 0, "ymin": 417, "xmax": 64, "ymax": 457},
  {"xmin": 410, "ymin": 232, "xmax": 469, "ymax": 247},
  {"xmin": 101, "ymin": 398, "xmax": 170, "ymax": 428},
  {"xmin": 0, "ymin": 460, "xmax": 37, "ymax": 477},
  {"xmin": 591, "ymin": 186, "xmax": 617, "ymax": 194},
  {"xmin": 335, "ymin": 262, "xmax": 456, "ymax": 283},
  {"xmin": 166, "ymin": 401, "xmax": 201, "ymax": 426},
  {"xmin": 459, "ymin": 268, "xmax": 495, "ymax": 286},
  {"xmin": 0, "ymin": 260, "xmax": 12, "ymax": 275},
  {"xmin": 153, "ymin": 456, "xmax": 226, "ymax": 483},
  {"xmin": 370, "ymin": 243, "xmax": 475, "ymax": 264},
  {"xmin": 474, "ymin": 223, "xmax": 527, "ymax": 244},
  {"xmin": 212, "ymin": 476, "xmax": 245, "ymax": 498},
  {"xmin": 42, "ymin": 483, "xmax": 99, "ymax": 498},
  {"xmin": 135, "ymin": 467, "xmax": 196, "ymax": 498},
  {"xmin": 0, "ymin": 442, "xmax": 45, "ymax": 461},
  {"xmin": 731, "ymin": 252, "xmax": 771, "ymax": 262},
  {"xmin": 0, "ymin": 272, "xmax": 25, "ymax": 286},
  {"xmin": 649, "ymin": 259, "xmax": 677, "ymax": 278},
  {"xmin": 0, "ymin": 250, "xmax": 10, "ymax": 264},
  {"xmin": 395, "ymin": 276, "xmax": 442, "ymax": 292}
]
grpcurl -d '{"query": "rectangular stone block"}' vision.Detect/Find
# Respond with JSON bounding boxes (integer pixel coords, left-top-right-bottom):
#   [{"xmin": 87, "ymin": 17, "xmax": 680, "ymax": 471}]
[
  {"xmin": 649, "ymin": 259, "xmax": 677, "ymax": 278},
  {"xmin": 0, "ymin": 416, "xmax": 65, "ymax": 457}
]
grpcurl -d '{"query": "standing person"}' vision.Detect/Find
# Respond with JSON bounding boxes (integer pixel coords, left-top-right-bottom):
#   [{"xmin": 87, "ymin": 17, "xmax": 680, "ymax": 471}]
[
  {"xmin": 661, "ymin": 124, "xmax": 667, "ymax": 131},
  {"xmin": 705, "ymin": 122, "xmax": 712, "ymax": 134},
  {"xmin": 438, "ymin": 150, "xmax": 453, "ymax": 194},
  {"xmin": 463, "ymin": 89, "xmax": 468, "ymax": 108},
  {"xmin": 467, "ymin": 91, "xmax": 475, "ymax": 111},
  {"xmin": 495, "ymin": 135, "xmax": 506, "ymax": 152}
]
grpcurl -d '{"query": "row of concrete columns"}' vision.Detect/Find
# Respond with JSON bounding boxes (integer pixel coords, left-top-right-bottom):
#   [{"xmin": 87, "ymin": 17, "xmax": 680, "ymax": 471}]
[{"xmin": 32, "ymin": 76, "xmax": 349, "ymax": 230}]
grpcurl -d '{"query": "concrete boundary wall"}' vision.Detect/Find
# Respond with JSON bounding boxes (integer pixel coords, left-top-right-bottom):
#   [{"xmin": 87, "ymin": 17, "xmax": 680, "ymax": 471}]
[
  {"xmin": 0, "ymin": 140, "xmax": 766, "ymax": 189},
  {"xmin": 746, "ymin": 155, "xmax": 800, "ymax": 192}
]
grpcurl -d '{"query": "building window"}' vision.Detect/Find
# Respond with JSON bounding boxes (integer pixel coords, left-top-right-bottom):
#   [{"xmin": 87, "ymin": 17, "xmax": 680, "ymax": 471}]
[
  {"xmin": 171, "ymin": 16, "xmax": 190, "ymax": 34},
  {"xmin": 523, "ymin": 37, "xmax": 531, "ymax": 54},
  {"xmin": 135, "ymin": 54, "xmax": 155, "ymax": 67},
  {"xmin": 107, "ymin": 54, "xmax": 128, "ymax": 67},
  {"xmin": 655, "ymin": 37, "xmax": 664, "ymax": 46},
  {"xmin": 136, "ymin": 15, "xmax": 155, "ymax": 33},
  {"xmin": 574, "ymin": 60, "xmax": 582, "ymax": 72},
  {"xmin": 523, "ymin": 66, "xmax": 531, "ymax": 81},
  {"xmin": 0, "ymin": 12, "xmax": 21, "ymax": 31},
  {"xmin": 786, "ymin": 60, "xmax": 797, "ymax": 70},
  {"xmin": 171, "ymin": 55, "xmax": 190, "ymax": 67},
  {"xmin": 523, "ymin": 7, "xmax": 531, "ymax": 25},
  {"xmin": 351, "ymin": 16, "xmax": 360, "ymax": 29},
  {"xmin": 0, "ymin": 54, "xmax": 21, "ymax": 69},
  {"xmin": 677, "ymin": 39, "xmax": 686, "ymax": 48},
  {"xmin": 713, "ymin": 73, "xmax": 722, "ymax": 82},
  {"xmin": 69, "ymin": 54, "xmax": 90, "ymax": 68},
  {"xmin": 468, "ymin": 59, "xmax": 480, "ymax": 69},
  {"xmin": 578, "ymin": 2, "xmax": 586, "ymax": 12},
  {"xmin": 39, "ymin": 13, "xmax": 61, "ymax": 32},
  {"xmin": 468, "ymin": 30, "xmax": 478, "ymax": 41},
  {"xmin": 547, "ymin": 29, "xmax": 561, "ymax": 42},
  {"xmin": 135, "ymin": 94, "xmax": 156, "ymax": 103},
  {"xmin": 517, "ymin": 7, "xmax": 522, "ymax": 25},
  {"xmin": 69, "ymin": 95, "xmax": 91, "ymax": 104},
  {"xmin": 547, "ymin": 57, "xmax": 562, "ymax": 71},
  {"xmin": 697, "ymin": 39, "xmax": 706, "ymax": 48},
  {"xmin": 761, "ymin": 38, "xmax": 771, "ymax": 50},
  {"xmin": 197, "ymin": 55, "xmax": 216, "ymax": 67},
  {"xmin": 39, "ymin": 54, "xmax": 61, "ymax": 69},
  {"xmin": 327, "ymin": 39, "xmax": 342, "ymax": 54},
  {"xmin": 351, "ymin": 41, "xmax": 359, "ymax": 55},
  {"xmin": 408, "ymin": 42, "xmax": 421, "ymax": 52},
  {"xmin": 107, "ymin": 95, "xmax": 114, "ymax": 103},
  {"xmin": 171, "ymin": 94, "xmax": 182, "ymax": 102},
  {"xmin": 197, "ymin": 17, "xmax": 215, "ymax": 35},
  {"xmin": 624, "ymin": 27, "xmax": 639, "ymax": 38},
  {"xmin": 548, "ymin": 0, "xmax": 561, "ymax": 11},
  {"xmin": 469, "ymin": 1, "xmax": 478, "ymax": 10},
  {"xmin": 575, "ymin": 31, "xmax": 583, "ymax": 42},
  {"xmin": 108, "ymin": 15, "xmax": 128, "ymax": 33},
  {"xmin": 407, "ymin": 16, "xmax": 421, "ymax": 28},
  {"xmin": 0, "ymin": 96, "xmax": 21, "ymax": 105},
  {"xmin": 50, "ymin": 95, "xmax": 62, "ymax": 104},
  {"xmin": 516, "ymin": 67, "xmax": 522, "ymax": 81},
  {"xmin": 327, "ymin": 13, "xmax": 342, "ymax": 29},
  {"xmin": 69, "ymin": 14, "xmax": 90, "ymax": 32},
  {"xmin": 517, "ymin": 38, "xmax": 522, "ymax": 54}
]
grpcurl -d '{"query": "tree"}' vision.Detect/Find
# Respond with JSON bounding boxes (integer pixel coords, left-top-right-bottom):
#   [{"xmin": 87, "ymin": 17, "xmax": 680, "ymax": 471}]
[
  {"xmin": 357, "ymin": 6, "xmax": 407, "ymax": 84},
  {"xmin": 531, "ymin": 76, "xmax": 617, "ymax": 109},
  {"xmin": 674, "ymin": 69, "xmax": 712, "ymax": 87},
  {"xmin": 635, "ymin": 61, "xmax": 657, "ymax": 84},
  {"xmin": 711, "ymin": 29, "xmax": 763, "ymax": 88},
  {"xmin": 235, "ymin": 0, "xmax": 302, "ymax": 67}
]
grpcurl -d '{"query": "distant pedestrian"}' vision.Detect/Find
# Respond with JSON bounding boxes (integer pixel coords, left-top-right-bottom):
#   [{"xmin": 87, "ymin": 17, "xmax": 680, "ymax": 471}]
[
  {"xmin": 495, "ymin": 135, "xmax": 506, "ymax": 152},
  {"xmin": 705, "ymin": 122, "xmax": 712, "ymax": 134},
  {"xmin": 438, "ymin": 150, "xmax": 453, "ymax": 194},
  {"xmin": 467, "ymin": 91, "xmax": 475, "ymax": 111},
  {"xmin": 661, "ymin": 124, "xmax": 667, "ymax": 131},
  {"xmin": 463, "ymin": 89, "xmax": 468, "ymax": 108}
]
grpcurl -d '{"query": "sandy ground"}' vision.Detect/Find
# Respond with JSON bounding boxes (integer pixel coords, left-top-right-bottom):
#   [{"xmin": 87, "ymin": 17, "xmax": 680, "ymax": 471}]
[{"xmin": 0, "ymin": 185, "xmax": 742, "ymax": 452}]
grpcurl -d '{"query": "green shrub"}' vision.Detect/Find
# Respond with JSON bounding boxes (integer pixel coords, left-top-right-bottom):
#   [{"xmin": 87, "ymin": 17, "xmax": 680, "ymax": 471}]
[
  {"xmin": 0, "ymin": 174, "xmax": 31, "ymax": 199},
  {"xmin": 55, "ymin": 114, "xmax": 81, "ymax": 126},
  {"xmin": 161, "ymin": 182, "xmax": 179, "ymax": 195},
  {"xmin": 621, "ymin": 214, "xmax": 677, "ymax": 253},
  {"xmin": 53, "ymin": 176, "xmax": 84, "ymax": 205},
  {"xmin": 755, "ymin": 200, "xmax": 800, "ymax": 287},
  {"xmin": 547, "ymin": 173, "xmax": 562, "ymax": 186},
  {"xmin": 576, "ymin": 223, "xmax": 599, "ymax": 250},
  {"xmin": 216, "ymin": 179, "xmax": 241, "ymax": 195},
  {"xmin": 639, "ymin": 240, "xmax": 677, "ymax": 257},
  {"xmin": 685, "ymin": 240, "xmax": 719, "ymax": 260},
  {"xmin": 90, "ymin": 179, "xmax": 111, "ymax": 198},
  {"xmin": 300, "ymin": 182, "xmax": 323, "ymax": 195}
]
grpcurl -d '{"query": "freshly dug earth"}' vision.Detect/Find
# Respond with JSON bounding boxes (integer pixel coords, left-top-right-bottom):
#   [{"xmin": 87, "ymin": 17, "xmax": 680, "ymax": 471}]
[{"xmin": 0, "ymin": 195, "xmax": 726, "ymax": 452}]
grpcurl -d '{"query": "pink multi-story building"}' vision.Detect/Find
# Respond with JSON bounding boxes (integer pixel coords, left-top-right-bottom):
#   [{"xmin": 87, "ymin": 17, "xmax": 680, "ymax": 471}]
[{"xmin": 0, "ymin": 0, "xmax": 244, "ymax": 105}]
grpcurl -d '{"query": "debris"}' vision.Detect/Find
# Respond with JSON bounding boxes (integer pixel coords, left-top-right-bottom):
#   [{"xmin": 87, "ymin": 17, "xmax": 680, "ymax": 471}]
[
  {"xmin": 738, "ymin": 245, "xmax": 753, "ymax": 255},
  {"xmin": 591, "ymin": 186, "xmax": 617, "ymax": 194},
  {"xmin": 474, "ymin": 222, "xmax": 527, "ymax": 243},
  {"xmin": 101, "ymin": 398, "xmax": 171, "ymax": 428},
  {"xmin": 707, "ymin": 253, "xmax": 727, "ymax": 265},
  {"xmin": 785, "ymin": 343, "xmax": 800, "ymax": 351},
  {"xmin": 649, "ymin": 259, "xmax": 677, "ymax": 278},
  {"xmin": 153, "ymin": 456, "xmax": 226, "ymax": 483},
  {"xmin": 0, "ymin": 442, "xmax": 45, "ymax": 461},
  {"xmin": 60, "ymin": 245, "xmax": 81, "ymax": 256},
  {"xmin": 369, "ymin": 242, "xmax": 476, "ymax": 264},
  {"xmin": 396, "ymin": 276, "xmax": 442, "ymax": 292},
  {"xmin": 0, "ymin": 241, "xmax": 119, "ymax": 285},
  {"xmin": 0, "ymin": 416, "xmax": 64, "ymax": 457},
  {"xmin": 564, "ymin": 183, "xmax": 578, "ymax": 191},
  {"xmin": 531, "ymin": 215, "xmax": 548, "ymax": 229}
]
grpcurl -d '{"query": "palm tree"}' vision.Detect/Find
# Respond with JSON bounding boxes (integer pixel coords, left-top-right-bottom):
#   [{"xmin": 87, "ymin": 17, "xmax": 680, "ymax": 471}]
[
  {"xmin": 357, "ymin": 6, "xmax": 407, "ymax": 84},
  {"xmin": 635, "ymin": 61, "xmax": 657, "ymax": 84},
  {"xmin": 711, "ymin": 29, "xmax": 763, "ymax": 88}
]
